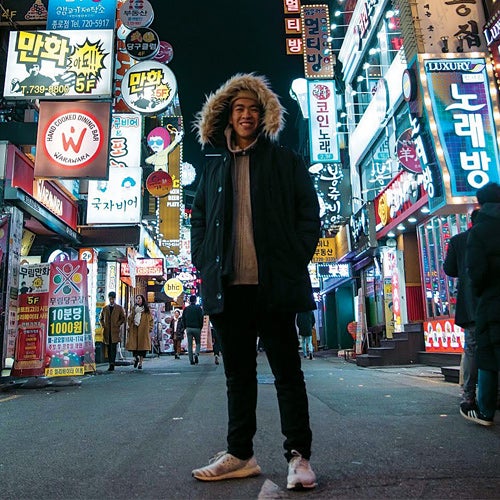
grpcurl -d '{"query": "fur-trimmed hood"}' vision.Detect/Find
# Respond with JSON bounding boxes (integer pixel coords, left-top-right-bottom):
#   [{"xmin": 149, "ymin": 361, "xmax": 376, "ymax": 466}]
[{"xmin": 193, "ymin": 73, "xmax": 285, "ymax": 147}]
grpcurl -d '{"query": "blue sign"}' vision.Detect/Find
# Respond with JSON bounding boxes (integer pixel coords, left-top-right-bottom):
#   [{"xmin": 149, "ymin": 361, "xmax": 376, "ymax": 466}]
[
  {"xmin": 425, "ymin": 58, "xmax": 500, "ymax": 197},
  {"xmin": 47, "ymin": 0, "xmax": 117, "ymax": 30}
]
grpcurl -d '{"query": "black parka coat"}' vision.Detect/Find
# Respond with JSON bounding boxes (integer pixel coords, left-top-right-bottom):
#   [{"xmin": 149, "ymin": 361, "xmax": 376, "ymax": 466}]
[
  {"xmin": 466, "ymin": 202, "xmax": 500, "ymax": 370},
  {"xmin": 191, "ymin": 139, "xmax": 320, "ymax": 315}
]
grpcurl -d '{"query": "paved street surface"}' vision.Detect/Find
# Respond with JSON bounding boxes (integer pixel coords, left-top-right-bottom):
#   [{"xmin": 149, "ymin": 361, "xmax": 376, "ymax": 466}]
[{"xmin": 0, "ymin": 351, "xmax": 499, "ymax": 499}]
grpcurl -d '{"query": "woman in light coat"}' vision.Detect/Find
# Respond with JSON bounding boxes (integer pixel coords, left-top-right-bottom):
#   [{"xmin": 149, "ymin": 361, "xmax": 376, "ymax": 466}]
[{"xmin": 126, "ymin": 294, "xmax": 154, "ymax": 369}]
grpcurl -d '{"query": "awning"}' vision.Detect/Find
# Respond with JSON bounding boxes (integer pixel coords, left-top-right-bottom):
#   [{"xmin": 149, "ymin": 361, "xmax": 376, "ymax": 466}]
[{"xmin": 78, "ymin": 224, "xmax": 141, "ymax": 247}]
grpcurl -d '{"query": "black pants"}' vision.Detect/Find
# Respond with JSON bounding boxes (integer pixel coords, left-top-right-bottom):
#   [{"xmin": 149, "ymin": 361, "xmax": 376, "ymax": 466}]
[
  {"xmin": 210, "ymin": 285, "xmax": 312, "ymax": 462},
  {"xmin": 107, "ymin": 341, "xmax": 117, "ymax": 365}
]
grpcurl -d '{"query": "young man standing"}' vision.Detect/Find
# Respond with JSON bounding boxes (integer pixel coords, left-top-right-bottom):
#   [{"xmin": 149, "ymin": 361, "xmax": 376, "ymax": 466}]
[
  {"xmin": 190, "ymin": 74, "xmax": 320, "ymax": 490},
  {"xmin": 99, "ymin": 291, "xmax": 125, "ymax": 371}
]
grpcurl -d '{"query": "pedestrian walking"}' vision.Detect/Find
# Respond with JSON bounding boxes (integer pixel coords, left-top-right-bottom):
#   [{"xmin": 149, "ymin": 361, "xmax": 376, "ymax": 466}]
[
  {"xmin": 182, "ymin": 295, "xmax": 203, "ymax": 365},
  {"xmin": 443, "ymin": 209, "xmax": 479, "ymax": 408},
  {"xmin": 296, "ymin": 310, "xmax": 316, "ymax": 360},
  {"xmin": 99, "ymin": 291, "xmax": 126, "ymax": 371},
  {"xmin": 126, "ymin": 294, "xmax": 154, "ymax": 370},
  {"xmin": 190, "ymin": 73, "xmax": 320, "ymax": 490},
  {"xmin": 464, "ymin": 182, "xmax": 500, "ymax": 425},
  {"xmin": 170, "ymin": 309, "xmax": 184, "ymax": 359}
]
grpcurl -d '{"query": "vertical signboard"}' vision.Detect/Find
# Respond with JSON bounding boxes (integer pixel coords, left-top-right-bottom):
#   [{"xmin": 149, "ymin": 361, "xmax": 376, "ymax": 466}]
[
  {"xmin": 12, "ymin": 264, "xmax": 50, "ymax": 377},
  {"xmin": 307, "ymin": 80, "xmax": 339, "ymax": 162},
  {"xmin": 110, "ymin": 113, "xmax": 143, "ymax": 168},
  {"xmin": 424, "ymin": 57, "xmax": 500, "ymax": 197},
  {"xmin": 46, "ymin": 260, "xmax": 91, "ymax": 376},
  {"xmin": 301, "ymin": 4, "xmax": 333, "ymax": 79}
]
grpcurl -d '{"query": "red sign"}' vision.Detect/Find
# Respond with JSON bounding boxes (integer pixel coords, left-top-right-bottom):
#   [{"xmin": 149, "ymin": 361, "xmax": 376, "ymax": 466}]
[
  {"xmin": 8, "ymin": 144, "xmax": 78, "ymax": 229},
  {"xmin": 35, "ymin": 101, "xmax": 111, "ymax": 179},
  {"xmin": 146, "ymin": 170, "xmax": 173, "ymax": 197},
  {"xmin": 424, "ymin": 319, "xmax": 464, "ymax": 353},
  {"xmin": 120, "ymin": 258, "xmax": 164, "ymax": 277}
]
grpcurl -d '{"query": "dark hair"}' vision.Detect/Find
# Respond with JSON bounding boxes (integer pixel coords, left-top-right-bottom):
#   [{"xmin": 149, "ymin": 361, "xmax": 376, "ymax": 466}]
[
  {"xmin": 136, "ymin": 294, "xmax": 150, "ymax": 313},
  {"xmin": 470, "ymin": 208, "xmax": 480, "ymax": 225},
  {"xmin": 189, "ymin": 295, "xmax": 197, "ymax": 304},
  {"xmin": 476, "ymin": 182, "xmax": 500, "ymax": 205},
  {"xmin": 108, "ymin": 291, "xmax": 116, "ymax": 298}
]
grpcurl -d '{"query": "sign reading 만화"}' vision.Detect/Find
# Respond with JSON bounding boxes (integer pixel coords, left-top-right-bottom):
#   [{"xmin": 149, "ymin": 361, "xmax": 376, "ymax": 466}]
[
  {"xmin": 3, "ymin": 30, "xmax": 114, "ymax": 99},
  {"xmin": 121, "ymin": 61, "xmax": 178, "ymax": 115},
  {"xmin": 424, "ymin": 57, "xmax": 500, "ymax": 197},
  {"xmin": 307, "ymin": 80, "xmax": 339, "ymax": 163}
]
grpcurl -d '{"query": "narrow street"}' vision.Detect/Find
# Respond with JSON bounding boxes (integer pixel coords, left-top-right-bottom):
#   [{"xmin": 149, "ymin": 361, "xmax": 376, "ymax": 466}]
[{"xmin": 0, "ymin": 352, "xmax": 499, "ymax": 499}]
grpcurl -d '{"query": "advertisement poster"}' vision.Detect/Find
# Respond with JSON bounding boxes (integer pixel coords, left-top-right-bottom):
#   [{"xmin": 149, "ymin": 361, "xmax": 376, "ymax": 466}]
[
  {"xmin": 35, "ymin": 101, "xmax": 112, "ymax": 179},
  {"xmin": 47, "ymin": 0, "xmax": 117, "ymax": 30},
  {"xmin": 424, "ymin": 57, "xmax": 500, "ymax": 197},
  {"xmin": 11, "ymin": 264, "xmax": 50, "ymax": 377},
  {"xmin": 3, "ymin": 29, "xmax": 114, "ymax": 99},
  {"xmin": 424, "ymin": 318, "xmax": 464, "ymax": 353},
  {"xmin": 110, "ymin": 113, "xmax": 143, "ymax": 168},
  {"xmin": 46, "ymin": 260, "xmax": 92, "ymax": 376},
  {"xmin": 87, "ymin": 167, "xmax": 142, "ymax": 224}
]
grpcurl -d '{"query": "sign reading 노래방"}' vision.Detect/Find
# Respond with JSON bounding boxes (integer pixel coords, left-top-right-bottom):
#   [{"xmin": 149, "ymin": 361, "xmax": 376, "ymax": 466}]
[
  {"xmin": 423, "ymin": 57, "xmax": 500, "ymax": 197},
  {"xmin": 3, "ymin": 29, "xmax": 114, "ymax": 100}
]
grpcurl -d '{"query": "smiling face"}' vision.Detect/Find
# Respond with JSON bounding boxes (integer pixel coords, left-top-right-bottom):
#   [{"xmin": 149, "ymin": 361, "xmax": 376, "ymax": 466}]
[{"xmin": 229, "ymin": 97, "xmax": 261, "ymax": 149}]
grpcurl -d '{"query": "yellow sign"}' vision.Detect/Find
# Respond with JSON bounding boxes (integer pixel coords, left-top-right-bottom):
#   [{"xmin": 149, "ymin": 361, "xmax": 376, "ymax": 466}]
[
  {"xmin": 164, "ymin": 278, "xmax": 183, "ymax": 299},
  {"xmin": 312, "ymin": 238, "xmax": 336, "ymax": 263}
]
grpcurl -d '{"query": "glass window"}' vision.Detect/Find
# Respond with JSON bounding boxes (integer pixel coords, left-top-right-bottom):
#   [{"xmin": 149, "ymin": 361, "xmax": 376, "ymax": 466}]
[{"xmin": 418, "ymin": 213, "xmax": 470, "ymax": 320}]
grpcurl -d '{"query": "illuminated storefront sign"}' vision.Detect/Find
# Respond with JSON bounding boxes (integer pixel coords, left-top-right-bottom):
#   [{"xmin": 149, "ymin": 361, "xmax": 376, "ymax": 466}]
[
  {"xmin": 120, "ymin": 258, "xmax": 164, "ymax": 277},
  {"xmin": 374, "ymin": 169, "xmax": 427, "ymax": 234},
  {"xmin": 110, "ymin": 113, "xmax": 143, "ymax": 168},
  {"xmin": 312, "ymin": 238, "xmax": 335, "ymax": 263},
  {"xmin": 121, "ymin": 60, "xmax": 177, "ymax": 115},
  {"xmin": 307, "ymin": 80, "xmax": 339, "ymax": 162},
  {"xmin": 413, "ymin": 0, "xmax": 486, "ymax": 54},
  {"xmin": 35, "ymin": 101, "xmax": 112, "ymax": 179},
  {"xmin": 300, "ymin": 4, "xmax": 333, "ymax": 79},
  {"xmin": 424, "ymin": 57, "xmax": 500, "ymax": 196},
  {"xmin": 3, "ymin": 30, "xmax": 114, "ymax": 99},
  {"xmin": 87, "ymin": 167, "xmax": 142, "ymax": 224},
  {"xmin": 47, "ymin": 0, "xmax": 117, "ymax": 30}
]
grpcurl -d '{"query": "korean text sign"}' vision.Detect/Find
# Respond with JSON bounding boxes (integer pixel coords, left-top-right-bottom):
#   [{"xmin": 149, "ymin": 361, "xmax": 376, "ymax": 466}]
[
  {"xmin": 424, "ymin": 58, "xmax": 500, "ymax": 196},
  {"xmin": 308, "ymin": 80, "xmax": 339, "ymax": 162},
  {"xmin": 3, "ymin": 29, "xmax": 114, "ymax": 99}
]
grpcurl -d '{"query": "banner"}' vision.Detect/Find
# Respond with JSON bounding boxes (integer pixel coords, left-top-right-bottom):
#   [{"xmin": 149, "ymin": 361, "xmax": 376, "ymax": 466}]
[
  {"xmin": 12, "ymin": 260, "xmax": 94, "ymax": 377},
  {"xmin": 3, "ymin": 29, "xmax": 114, "ymax": 99}
]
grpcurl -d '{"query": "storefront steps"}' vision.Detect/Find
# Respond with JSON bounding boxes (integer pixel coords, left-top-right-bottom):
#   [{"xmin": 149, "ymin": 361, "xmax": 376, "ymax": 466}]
[
  {"xmin": 356, "ymin": 325, "xmax": 425, "ymax": 367},
  {"xmin": 416, "ymin": 351, "xmax": 462, "ymax": 384}
]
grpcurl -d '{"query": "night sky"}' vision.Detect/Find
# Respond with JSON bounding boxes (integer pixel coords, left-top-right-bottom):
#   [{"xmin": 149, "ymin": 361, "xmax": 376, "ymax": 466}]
[{"xmin": 149, "ymin": 0, "xmax": 312, "ymax": 169}]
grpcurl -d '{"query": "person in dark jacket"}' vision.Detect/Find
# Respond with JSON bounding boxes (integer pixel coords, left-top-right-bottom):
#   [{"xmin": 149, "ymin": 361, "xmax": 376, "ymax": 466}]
[
  {"xmin": 296, "ymin": 310, "xmax": 316, "ymax": 360},
  {"xmin": 182, "ymin": 295, "xmax": 204, "ymax": 365},
  {"xmin": 464, "ymin": 182, "xmax": 500, "ymax": 426},
  {"xmin": 190, "ymin": 73, "xmax": 320, "ymax": 490},
  {"xmin": 443, "ymin": 209, "xmax": 479, "ymax": 407},
  {"xmin": 169, "ymin": 309, "xmax": 184, "ymax": 360}
]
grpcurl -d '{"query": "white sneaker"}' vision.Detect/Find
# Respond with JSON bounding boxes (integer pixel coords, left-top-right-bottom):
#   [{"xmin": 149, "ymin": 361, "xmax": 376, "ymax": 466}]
[
  {"xmin": 192, "ymin": 451, "xmax": 261, "ymax": 481},
  {"xmin": 287, "ymin": 450, "xmax": 317, "ymax": 490}
]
